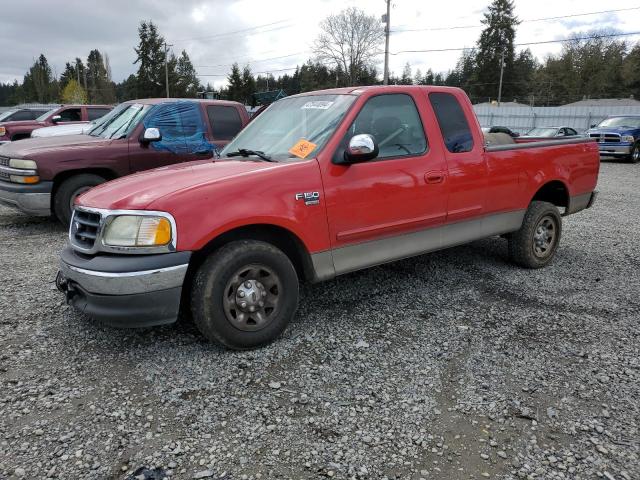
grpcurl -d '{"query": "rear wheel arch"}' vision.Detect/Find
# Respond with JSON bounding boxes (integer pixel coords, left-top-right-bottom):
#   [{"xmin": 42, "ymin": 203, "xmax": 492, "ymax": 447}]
[{"xmin": 530, "ymin": 180, "xmax": 569, "ymax": 212}]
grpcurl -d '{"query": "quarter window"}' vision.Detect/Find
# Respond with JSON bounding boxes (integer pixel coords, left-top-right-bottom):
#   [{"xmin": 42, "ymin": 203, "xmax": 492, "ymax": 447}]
[
  {"xmin": 338, "ymin": 93, "xmax": 427, "ymax": 160},
  {"xmin": 429, "ymin": 92, "xmax": 474, "ymax": 153},
  {"xmin": 207, "ymin": 105, "xmax": 243, "ymax": 140}
]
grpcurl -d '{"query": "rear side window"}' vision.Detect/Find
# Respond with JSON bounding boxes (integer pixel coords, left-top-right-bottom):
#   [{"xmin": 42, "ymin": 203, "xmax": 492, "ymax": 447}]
[
  {"xmin": 87, "ymin": 108, "xmax": 111, "ymax": 121},
  {"xmin": 207, "ymin": 105, "xmax": 242, "ymax": 140},
  {"xmin": 429, "ymin": 92, "xmax": 474, "ymax": 153},
  {"xmin": 10, "ymin": 110, "xmax": 35, "ymax": 121}
]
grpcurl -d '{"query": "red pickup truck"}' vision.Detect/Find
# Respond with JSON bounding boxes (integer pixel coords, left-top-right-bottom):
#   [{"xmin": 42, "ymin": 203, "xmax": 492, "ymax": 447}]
[
  {"xmin": 0, "ymin": 104, "xmax": 112, "ymax": 143},
  {"xmin": 0, "ymin": 98, "xmax": 249, "ymax": 223},
  {"xmin": 57, "ymin": 86, "xmax": 599, "ymax": 349}
]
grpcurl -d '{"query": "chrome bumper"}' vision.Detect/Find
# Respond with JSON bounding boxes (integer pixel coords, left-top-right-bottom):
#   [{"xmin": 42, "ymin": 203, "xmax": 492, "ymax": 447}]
[
  {"xmin": 57, "ymin": 247, "xmax": 192, "ymax": 327},
  {"xmin": 0, "ymin": 180, "xmax": 52, "ymax": 216},
  {"xmin": 598, "ymin": 144, "xmax": 632, "ymax": 155},
  {"xmin": 59, "ymin": 261, "xmax": 189, "ymax": 295}
]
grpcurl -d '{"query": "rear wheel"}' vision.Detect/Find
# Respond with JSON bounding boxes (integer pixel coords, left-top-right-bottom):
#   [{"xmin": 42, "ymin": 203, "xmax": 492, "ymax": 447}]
[
  {"xmin": 629, "ymin": 142, "xmax": 640, "ymax": 164},
  {"xmin": 191, "ymin": 240, "xmax": 299, "ymax": 349},
  {"xmin": 508, "ymin": 201, "xmax": 562, "ymax": 269},
  {"xmin": 53, "ymin": 174, "xmax": 106, "ymax": 225}
]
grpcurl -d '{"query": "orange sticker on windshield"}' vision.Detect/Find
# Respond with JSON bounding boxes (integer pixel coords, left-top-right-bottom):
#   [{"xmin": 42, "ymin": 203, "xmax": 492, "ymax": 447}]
[{"xmin": 289, "ymin": 139, "xmax": 317, "ymax": 159}]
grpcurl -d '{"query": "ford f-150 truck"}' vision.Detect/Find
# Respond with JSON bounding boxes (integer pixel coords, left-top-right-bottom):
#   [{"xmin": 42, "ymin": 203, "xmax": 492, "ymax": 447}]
[
  {"xmin": 0, "ymin": 104, "xmax": 112, "ymax": 144},
  {"xmin": 0, "ymin": 98, "xmax": 249, "ymax": 223},
  {"xmin": 57, "ymin": 85, "xmax": 599, "ymax": 349},
  {"xmin": 586, "ymin": 115, "xmax": 640, "ymax": 162}
]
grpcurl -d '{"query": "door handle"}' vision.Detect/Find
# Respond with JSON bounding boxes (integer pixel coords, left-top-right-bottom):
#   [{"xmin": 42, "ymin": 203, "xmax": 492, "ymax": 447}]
[{"xmin": 425, "ymin": 171, "xmax": 445, "ymax": 184}]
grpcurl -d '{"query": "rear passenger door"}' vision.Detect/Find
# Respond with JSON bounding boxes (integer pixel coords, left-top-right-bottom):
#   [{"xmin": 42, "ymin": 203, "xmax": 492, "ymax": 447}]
[
  {"xmin": 428, "ymin": 92, "xmax": 488, "ymax": 222},
  {"xmin": 206, "ymin": 105, "xmax": 244, "ymax": 149}
]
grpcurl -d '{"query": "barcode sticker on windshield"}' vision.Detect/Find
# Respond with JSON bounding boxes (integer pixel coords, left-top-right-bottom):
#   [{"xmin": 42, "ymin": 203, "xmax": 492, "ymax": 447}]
[
  {"xmin": 289, "ymin": 139, "xmax": 318, "ymax": 159},
  {"xmin": 301, "ymin": 101, "xmax": 334, "ymax": 110}
]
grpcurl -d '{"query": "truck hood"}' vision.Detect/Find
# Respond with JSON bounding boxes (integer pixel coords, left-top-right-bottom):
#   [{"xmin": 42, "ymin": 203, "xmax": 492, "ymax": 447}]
[
  {"xmin": 31, "ymin": 123, "xmax": 91, "ymax": 138},
  {"xmin": 0, "ymin": 134, "xmax": 111, "ymax": 159},
  {"xmin": 77, "ymin": 160, "xmax": 289, "ymax": 210},
  {"xmin": 587, "ymin": 127, "xmax": 640, "ymax": 135}
]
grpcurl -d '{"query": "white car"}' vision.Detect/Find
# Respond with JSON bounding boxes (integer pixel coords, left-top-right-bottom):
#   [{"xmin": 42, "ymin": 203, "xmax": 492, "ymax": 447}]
[{"xmin": 31, "ymin": 122, "xmax": 94, "ymax": 138}]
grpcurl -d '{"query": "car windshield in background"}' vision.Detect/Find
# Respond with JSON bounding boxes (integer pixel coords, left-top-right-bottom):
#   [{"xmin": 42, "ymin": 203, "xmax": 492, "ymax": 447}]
[
  {"xmin": 220, "ymin": 94, "xmax": 356, "ymax": 161},
  {"xmin": 526, "ymin": 128, "xmax": 558, "ymax": 137},
  {"xmin": 36, "ymin": 108, "xmax": 59, "ymax": 121},
  {"xmin": 0, "ymin": 110, "xmax": 19, "ymax": 122},
  {"xmin": 89, "ymin": 103, "xmax": 150, "ymax": 139},
  {"xmin": 598, "ymin": 117, "xmax": 640, "ymax": 128}
]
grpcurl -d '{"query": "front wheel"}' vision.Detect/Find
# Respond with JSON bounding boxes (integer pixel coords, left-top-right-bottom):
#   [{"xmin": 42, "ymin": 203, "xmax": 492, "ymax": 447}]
[
  {"xmin": 508, "ymin": 201, "xmax": 562, "ymax": 269},
  {"xmin": 191, "ymin": 240, "xmax": 299, "ymax": 349},
  {"xmin": 53, "ymin": 174, "xmax": 106, "ymax": 225}
]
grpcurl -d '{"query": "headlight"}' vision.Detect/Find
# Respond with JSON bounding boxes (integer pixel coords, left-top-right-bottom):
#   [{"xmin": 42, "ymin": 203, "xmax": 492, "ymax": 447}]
[
  {"xmin": 9, "ymin": 159, "xmax": 37, "ymax": 169},
  {"xmin": 103, "ymin": 215, "xmax": 172, "ymax": 247},
  {"xmin": 621, "ymin": 135, "xmax": 635, "ymax": 143}
]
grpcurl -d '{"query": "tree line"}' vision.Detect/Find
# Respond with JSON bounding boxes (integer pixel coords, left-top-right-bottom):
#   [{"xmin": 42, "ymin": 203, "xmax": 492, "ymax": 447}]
[{"xmin": 1, "ymin": 2, "xmax": 640, "ymax": 107}]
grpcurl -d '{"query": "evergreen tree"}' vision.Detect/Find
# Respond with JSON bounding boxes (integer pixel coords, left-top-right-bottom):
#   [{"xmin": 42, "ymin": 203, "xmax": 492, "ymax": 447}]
[
  {"xmin": 473, "ymin": 0, "xmax": 519, "ymax": 100},
  {"xmin": 22, "ymin": 54, "xmax": 57, "ymax": 103},
  {"xmin": 134, "ymin": 21, "xmax": 167, "ymax": 97},
  {"xmin": 226, "ymin": 63, "xmax": 244, "ymax": 102},
  {"xmin": 86, "ymin": 49, "xmax": 116, "ymax": 103},
  {"xmin": 174, "ymin": 50, "xmax": 200, "ymax": 97}
]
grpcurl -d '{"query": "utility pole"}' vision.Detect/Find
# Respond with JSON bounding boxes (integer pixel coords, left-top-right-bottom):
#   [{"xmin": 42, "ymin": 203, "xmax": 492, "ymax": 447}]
[
  {"xmin": 383, "ymin": 0, "xmax": 391, "ymax": 85},
  {"xmin": 497, "ymin": 48, "xmax": 505, "ymax": 106},
  {"xmin": 164, "ymin": 42, "xmax": 173, "ymax": 98}
]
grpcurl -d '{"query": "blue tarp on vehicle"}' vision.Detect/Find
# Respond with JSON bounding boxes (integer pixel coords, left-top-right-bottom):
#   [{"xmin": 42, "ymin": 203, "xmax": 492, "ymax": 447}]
[{"xmin": 143, "ymin": 101, "xmax": 216, "ymax": 155}]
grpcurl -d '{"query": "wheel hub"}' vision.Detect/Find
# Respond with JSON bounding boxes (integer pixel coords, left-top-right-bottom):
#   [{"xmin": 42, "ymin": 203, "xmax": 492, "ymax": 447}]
[
  {"xmin": 533, "ymin": 216, "xmax": 556, "ymax": 257},
  {"xmin": 235, "ymin": 279, "xmax": 267, "ymax": 313}
]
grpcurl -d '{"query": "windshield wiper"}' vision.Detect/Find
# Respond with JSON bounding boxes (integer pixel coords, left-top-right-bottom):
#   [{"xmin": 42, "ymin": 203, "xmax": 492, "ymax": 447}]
[{"xmin": 226, "ymin": 149, "xmax": 275, "ymax": 162}]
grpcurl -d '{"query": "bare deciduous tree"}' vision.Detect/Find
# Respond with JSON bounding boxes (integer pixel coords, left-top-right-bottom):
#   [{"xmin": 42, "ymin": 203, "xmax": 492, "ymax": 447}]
[{"xmin": 314, "ymin": 7, "xmax": 384, "ymax": 86}]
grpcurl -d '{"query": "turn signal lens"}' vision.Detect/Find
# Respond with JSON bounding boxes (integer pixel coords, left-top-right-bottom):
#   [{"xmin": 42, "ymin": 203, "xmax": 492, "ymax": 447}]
[
  {"xmin": 137, "ymin": 217, "xmax": 172, "ymax": 246},
  {"xmin": 0, "ymin": 127, "xmax": 6, "ymax": 137},
  {"xmin": 10, "ymin": 175, "xmax": 40, "ymax": 184}
]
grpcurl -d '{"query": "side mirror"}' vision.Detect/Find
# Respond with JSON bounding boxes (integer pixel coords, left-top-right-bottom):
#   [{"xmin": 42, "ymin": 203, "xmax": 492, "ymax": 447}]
[
  {"xmin": 340, "ymin": 134, "xmax": 379, "ymax": 164},
  {"xmin": 141, "ymin": 127, "xmax": 162, "ymax": 144},
  {"xmin": 51, "ymin": 115, "xmax": 62, "ymax": 124},
  {"xmin": 590, "ymin": 124, "xmax": 597, "ymax": 128}
]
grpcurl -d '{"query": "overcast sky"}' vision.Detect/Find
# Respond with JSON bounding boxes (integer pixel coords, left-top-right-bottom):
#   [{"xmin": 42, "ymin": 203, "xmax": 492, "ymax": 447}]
[{"xmin": 1, "ymin": 0, "xmax": 640, "ymax": 89}]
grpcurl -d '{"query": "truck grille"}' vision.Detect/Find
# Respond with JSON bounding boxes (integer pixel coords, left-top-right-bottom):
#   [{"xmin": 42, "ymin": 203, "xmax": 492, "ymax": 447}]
[
  {"xmin": 590, "ymin": 133, "xmax": 621, "ymax": 143},
  {"xmin": 0, "ymin": 156, "xmax": 8, "ymax": 180},
  {"xmin": 70, "ymin": 209, "xmax": 102, "ymax": 251}
]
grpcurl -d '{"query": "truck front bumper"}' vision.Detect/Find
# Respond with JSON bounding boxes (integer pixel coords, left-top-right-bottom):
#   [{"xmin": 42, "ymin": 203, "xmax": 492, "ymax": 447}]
[
  {"xmin": 57, "ymin": 247, "xmax": 191, "ymax": 328},
  {"xmin": 0, "ymin": 180, "xmax": 52, "ymax": 216},
  {"xmin": 597, "ymin": 143, "xmax": 633, "ymax": 156}
]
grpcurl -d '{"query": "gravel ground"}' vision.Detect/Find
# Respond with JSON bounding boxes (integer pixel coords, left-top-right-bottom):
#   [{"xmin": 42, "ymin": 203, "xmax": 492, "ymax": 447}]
[{"xmin": 0, "ymin": 160, "xmax": 638, "ymax": 480}]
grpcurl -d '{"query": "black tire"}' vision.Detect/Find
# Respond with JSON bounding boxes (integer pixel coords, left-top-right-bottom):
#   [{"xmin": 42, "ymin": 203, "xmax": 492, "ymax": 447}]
[
  {"xmin": 53, "ymin": 174, "xmax": 106, "ymax": 225},
  {"xmin": 629, "ymin": 142, "xmax": 640, "ymax": 164},
  {"xmin": 191, "ymin": 240, "xmax": 299, "ymax": 349},
  {"xmin": 508, "ymin": 201, "xmax": 562, "ymax": 269}
]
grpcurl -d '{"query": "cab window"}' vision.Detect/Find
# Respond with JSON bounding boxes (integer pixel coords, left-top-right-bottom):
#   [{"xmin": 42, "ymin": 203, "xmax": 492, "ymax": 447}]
[
  {"xmin": 57, "ymin": 108, "xmax": 82, "ymax": 122},
  {"xmin": 207, "ymin": 105, "xmax": 243, "ymax": 140},
  {"xmin": 429, "ymin": 92, "xmax": 474, "ymax": 153},
  {"xmin": 336, "ymin": 93, "xmax": 427, "ymax": 161}
]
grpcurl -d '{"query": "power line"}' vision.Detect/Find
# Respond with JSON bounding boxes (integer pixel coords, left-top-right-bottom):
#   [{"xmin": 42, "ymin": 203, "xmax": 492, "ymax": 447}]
[
  {"xmin": 390, "ymin": 31, "xmax": 640, "ymax": 55},
  {"xmin": 198, "ymin": 66, "xmax": 299, "ymax": 78},
  {"xmin": 391, "ymin": 7, "xmax": 640, "ymax": 33},
  {"xmin": 172, "ymin": 19, "xmax": 295, "ymax": 44},
  {"xmin": 195, "ymin": 51, "xmax": 310, "ymax": 69}
]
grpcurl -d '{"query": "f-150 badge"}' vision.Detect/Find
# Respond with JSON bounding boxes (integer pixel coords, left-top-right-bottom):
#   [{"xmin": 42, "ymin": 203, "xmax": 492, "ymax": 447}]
[{"xmin": 295, "ymin": 191, "xmax": 320, "ymax": 205}]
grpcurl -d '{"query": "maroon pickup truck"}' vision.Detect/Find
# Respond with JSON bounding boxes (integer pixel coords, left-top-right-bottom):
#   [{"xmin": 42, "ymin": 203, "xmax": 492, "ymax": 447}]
[
  {"xmin": 0, "ymin": 98, "xmax": 249, "ymax": 223},
  {"xmin": 0, "ymin": 104, "xmax": 113, "ymax": 143}
]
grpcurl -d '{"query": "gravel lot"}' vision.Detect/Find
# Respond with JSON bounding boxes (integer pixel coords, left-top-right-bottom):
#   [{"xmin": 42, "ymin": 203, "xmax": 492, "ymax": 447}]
[{"xmin": 0, "ymin": 160, "xmax": 638, "ymax": 480}]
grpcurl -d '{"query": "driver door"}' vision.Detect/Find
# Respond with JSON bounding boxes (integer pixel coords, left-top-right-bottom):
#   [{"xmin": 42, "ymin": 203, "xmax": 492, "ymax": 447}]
[{"xmin": 321, "ymin": 91, "xmax": 449, "ymax": 274}]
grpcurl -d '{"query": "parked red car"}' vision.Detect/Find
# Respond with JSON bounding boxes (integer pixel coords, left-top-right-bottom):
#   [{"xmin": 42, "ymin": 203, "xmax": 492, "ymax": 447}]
[
  {"xmin": 0, "ymin": 104, "xmax": 112, "ymax": 143},
  {"xmin": 58, "ymin": 85, "xmax": 599, "ymax": 349},
  {"xmin": 0, "ymin": 98, "xmax": 249, "ymax": 223}
]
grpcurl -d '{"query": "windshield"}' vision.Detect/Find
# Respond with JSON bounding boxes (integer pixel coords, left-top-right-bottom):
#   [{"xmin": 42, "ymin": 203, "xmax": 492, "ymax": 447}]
[
  {"xmin": 89, "ymin": 103, "xmax": 151, "ymax": 139},
  {"xmin": 526, "ymin": 127, "xmax": 558, "ymax": 137},
  {"xmin": 597, "ymin": 117, "xmax": 640, "ymax": 128},
  {"xmin": 220, "ymin": 94, "xmax": 356, "ymax": 161},
  {"xmin": 36, "ymin": 108, "xmax": 59, "ymax": 122},
  {"xmin": 0, "ymin": 110, "xmax": 18, "ymax": 122}
]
